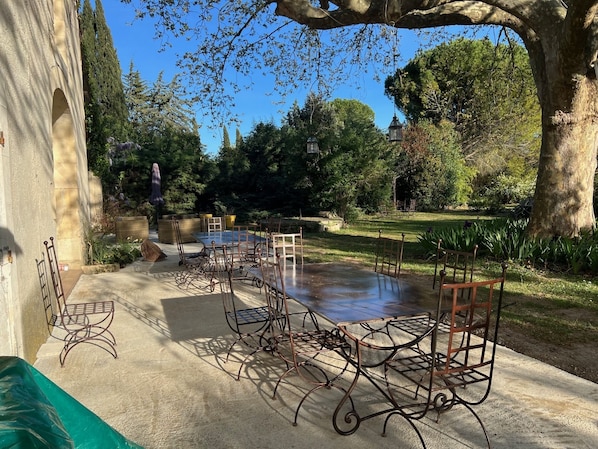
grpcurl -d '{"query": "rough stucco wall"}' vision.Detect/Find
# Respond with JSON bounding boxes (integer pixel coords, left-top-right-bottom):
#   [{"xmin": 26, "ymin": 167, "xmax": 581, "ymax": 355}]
[{"xmin": 0, "ymin": 1, "xmax": 89, "ymax": 362}]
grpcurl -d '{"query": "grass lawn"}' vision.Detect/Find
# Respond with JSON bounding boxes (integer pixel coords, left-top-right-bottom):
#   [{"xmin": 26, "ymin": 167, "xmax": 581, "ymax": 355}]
[{"xmin": 301, "ymin": 210, "xmax": 598, "ymax": 383}]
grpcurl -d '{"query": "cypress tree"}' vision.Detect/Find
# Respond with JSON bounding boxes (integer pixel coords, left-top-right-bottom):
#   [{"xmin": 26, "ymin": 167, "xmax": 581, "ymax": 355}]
[
  {"xmin": 79, "ymin": 0, "xmax": 128, "ymax": 181},
  {"xmin": 222, "ymin": 126, "xmax": 231, "ymax": 151},
  {"xmin": 80, "ymin": 0, "xmax": 107, "ymax": 178},
  {"xmin": 235, "ymin": 128, "xmax": 243, "ymax": 148},
  {"xmin": 93, "ymin": 0, "xmax": 128, "ymax": 139}
]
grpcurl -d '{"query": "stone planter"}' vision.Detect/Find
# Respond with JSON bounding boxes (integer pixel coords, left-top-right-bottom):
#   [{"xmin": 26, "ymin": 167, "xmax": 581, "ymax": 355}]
[
  {"xmin": 81, "ymin": 263, "xmax": 120, "ymax": 274},
  {"xmin": 225, "ymin": 214, "xmax": 236, "ymax": 230},
  {"xmin": 158, "ymin": 216, "xmax": 202, "ymax": 243},
  {"xmin": 115, "ymin": 216, "xmax": 149, "ymax": 243},
  {"xmin": 199, "ymin": 213, "xmax": 212, "ymax": 232}
]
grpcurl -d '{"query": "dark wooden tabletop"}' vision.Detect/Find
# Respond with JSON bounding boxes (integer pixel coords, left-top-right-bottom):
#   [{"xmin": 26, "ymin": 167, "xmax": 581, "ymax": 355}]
[{"xmin": 280, "ymin": 262, "xmax": 437, "ymax": 325}]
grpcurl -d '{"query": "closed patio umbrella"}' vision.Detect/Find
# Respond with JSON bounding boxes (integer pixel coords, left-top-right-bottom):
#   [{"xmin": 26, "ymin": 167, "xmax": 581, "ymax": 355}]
[{"xmin": 149, "ymin": 163, "xmax": 164, "ymax": 222}]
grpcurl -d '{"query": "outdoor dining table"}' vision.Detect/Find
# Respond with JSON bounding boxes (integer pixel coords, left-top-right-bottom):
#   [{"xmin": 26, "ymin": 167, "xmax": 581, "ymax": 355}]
[
  {"xmin": 276, "ymin": 262, "xmax": 441, "ymax": 436},
  {"xmin": 195, "ymin": 230, "xmax": 243, "ymax": 247},
  {"xmin": 195, "ymin": 230, "xmax": 264, "ymax": 251}
]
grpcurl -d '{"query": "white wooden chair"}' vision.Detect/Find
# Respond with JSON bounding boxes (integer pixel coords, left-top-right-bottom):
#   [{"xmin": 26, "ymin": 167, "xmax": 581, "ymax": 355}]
[
  {"xmin": 269, "ymin": 227, "xmax": 303, "ymax": 264},
  {"xmin": 208, "ymin": 216, "xmax": 223, "ymax": 233}
]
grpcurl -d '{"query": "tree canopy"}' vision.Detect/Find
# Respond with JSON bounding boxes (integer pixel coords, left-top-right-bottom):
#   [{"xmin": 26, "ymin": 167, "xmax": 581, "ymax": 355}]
[
  {"xmin": 121, "ymin": 0, "xmax": 598, "ymax": 237},
  {"xmin": 386, "ymin": 37, "xmax": 540, "ymax": 206},
  {"xmin": 385, "ymin": 37, "xmax": 540, "ymax": 169},
  {"xmin": 107, "ymin": 65, "xmax": 211, "ymax": 216}
]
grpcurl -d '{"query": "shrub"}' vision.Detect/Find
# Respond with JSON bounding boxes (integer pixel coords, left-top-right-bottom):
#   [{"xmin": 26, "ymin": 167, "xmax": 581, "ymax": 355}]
[
  {"xmin": 85, "ymin": 229, "xmax": 141, "ymax": 267},
  {"xmin": 418, "ymin": 217, "xmax": 598, "ymax": 274},
  {"xmin": 417, "ymin": 219, "xmax": 480, "ymax": 257}
]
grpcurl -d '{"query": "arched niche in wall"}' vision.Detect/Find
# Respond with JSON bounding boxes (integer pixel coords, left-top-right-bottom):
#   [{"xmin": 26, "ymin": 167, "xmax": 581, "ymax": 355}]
[{"xmin": 51, "ymin": 89, "xmax": 82, "ymax": 266}]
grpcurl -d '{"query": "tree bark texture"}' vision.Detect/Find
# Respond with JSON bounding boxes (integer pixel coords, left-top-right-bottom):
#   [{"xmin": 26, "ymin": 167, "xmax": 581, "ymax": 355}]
[{"xmin": 529, "ymin": 76, "xmax": 598, "ymax": 237}]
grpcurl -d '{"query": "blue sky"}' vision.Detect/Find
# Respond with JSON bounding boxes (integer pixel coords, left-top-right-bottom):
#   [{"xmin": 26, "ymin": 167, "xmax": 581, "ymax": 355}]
[{"xmin": 102, "ymin": 2, "xmax": 414, "ymax": 154}]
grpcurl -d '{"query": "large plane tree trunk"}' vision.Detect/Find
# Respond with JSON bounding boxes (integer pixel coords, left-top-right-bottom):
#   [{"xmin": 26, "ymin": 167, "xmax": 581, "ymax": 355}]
[{"xmin": 527, "ymin": 40, "xmax": 598, "ymax": 238}]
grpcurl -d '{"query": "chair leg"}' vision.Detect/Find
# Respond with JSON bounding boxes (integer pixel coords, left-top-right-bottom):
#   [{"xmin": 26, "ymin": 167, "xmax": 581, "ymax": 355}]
[
  {"xmin": 293, "ymin": 383, "xmax": 356, "ymax": 428},
  {"xmin": 60, "ymin": 330, "xmax": 117, "ymax": 366},
  {"xmin": 382, "ymin": 411, "xmax": 427, "ymax": 447}
]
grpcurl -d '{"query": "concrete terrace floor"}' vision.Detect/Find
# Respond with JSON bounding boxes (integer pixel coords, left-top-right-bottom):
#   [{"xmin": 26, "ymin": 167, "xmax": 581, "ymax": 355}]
[{"xmin": 34, "ymin": 233, "xmax": 598, "ymax": 449}]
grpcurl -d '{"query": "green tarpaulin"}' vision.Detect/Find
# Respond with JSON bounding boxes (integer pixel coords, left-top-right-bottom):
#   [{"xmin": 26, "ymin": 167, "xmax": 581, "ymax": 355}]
[{"xmin": 0, "ymin": 357, "xmax": 143, "ymax": 449}]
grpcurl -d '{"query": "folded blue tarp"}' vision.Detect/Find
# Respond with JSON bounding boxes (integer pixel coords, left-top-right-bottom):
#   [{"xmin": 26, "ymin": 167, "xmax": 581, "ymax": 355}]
[{"xmin": 0, "ymin": 357, "xmax": 143, "ymax": 449}]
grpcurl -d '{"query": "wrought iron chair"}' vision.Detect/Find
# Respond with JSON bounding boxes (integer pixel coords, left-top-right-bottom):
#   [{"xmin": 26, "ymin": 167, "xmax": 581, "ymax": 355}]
[
  {"xmin": 214, "ymin": 245, "xmax": 271, "ymax": 380},
  {"xmin": 232, "ymin": 225, "xmax": 262, "ymax": 283},
  {"xmin": 260, "ymin": 254, "xmax": 352, "ymax": 426},
  {"xmin": 372, "ymin": 230, "xmax": 434, "ymax": 347},
  {"xmin": 383, "ymin": 264, "xmax": 508, "ymax": 448},
  {"xmin": 38, "ymin": 237, "xmax": 117, "ymax": 366},
  {"xmin": 172, "ymin": 218, "xmax": 206, "ymax": 264},
  {"xmin": 432, "ymin": 239, "xmax": 481, "ymax": 352},
  {"xmin": 374, "ymin": 230, "xmax": 405, "ymax": 278},
  {"xmin": 433, "ymin": 239, "xmax": 478, "ymax": 290},
  {"xmin": 172, "ymin": 218, "xmax": 213, "ymax": 290}
]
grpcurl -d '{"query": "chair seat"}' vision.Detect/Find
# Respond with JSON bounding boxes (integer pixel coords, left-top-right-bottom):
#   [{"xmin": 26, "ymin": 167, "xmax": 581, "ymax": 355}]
[
  {"xmin": 386, "ymin": 350, "xmax": 492, "ymax": 391},
  {"xmin": 289, "ymin": 328, "xmax": 349, "ymax": 354},
  {"xmin": 388, "ymin": 315, "xmax": 436, "ymax": 338},
  {"xmin": 227, "ymin": 306, "xmax": 270, "ymax": 326},
  {"xmin": 65, "ymin": 301, "xmax": 114, "ymax": 316}
]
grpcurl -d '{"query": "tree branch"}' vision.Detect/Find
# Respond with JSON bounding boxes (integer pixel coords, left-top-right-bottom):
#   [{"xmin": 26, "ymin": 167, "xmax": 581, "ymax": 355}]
[{"xmin": 562, "ymin": 1, "xmax": 598, "ymax": 71}]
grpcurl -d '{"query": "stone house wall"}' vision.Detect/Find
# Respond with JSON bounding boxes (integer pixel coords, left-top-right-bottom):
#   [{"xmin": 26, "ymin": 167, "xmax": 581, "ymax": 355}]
[{"xmin": 0, "ymin": 1, "xmax": 90, "ymax": 362}]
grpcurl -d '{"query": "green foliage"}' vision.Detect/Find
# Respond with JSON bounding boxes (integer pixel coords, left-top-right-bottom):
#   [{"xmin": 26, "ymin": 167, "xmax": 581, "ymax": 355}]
[
  {"xmin": 209, "ymin": 96, "xmax": 393, "ymax": 220},
  {"xmin": 84, "ymin": 230, "xmax": 141, "ymax": 267},
  {"xmin": 395, "ymin": 121, "xmax": 473, "ymax": 209},
  {"xmin": 471, "ymin": 173, "xmax": 536, "ymax": 212},
  {"xmin": 343, "ymin": 204, "xmax": 362, "ymax": 224},
  {"xmin": 107, "ymin": 66, "xmax": 212, "ymax": 216},
  {"xmin": 80, "ymin": 0, "xmax": 129, "ymax": 179},
  {"xmin": 475, "ymin": 218, "xmax": 538, "ymax": 261},
  {"xmin": 386, "ymin": 37, "xmax": 540, "ymax": 209},
  {"xmin": 417, "ymin": 220, "xmax": 480, "ymax": 255},
  {"xmin": 108, "ymin": 242, "xmax": 142, "ymax": 267},
  {"xmin": 418, "ymin": 217, "xmax": 598, "ymax": 275}
]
